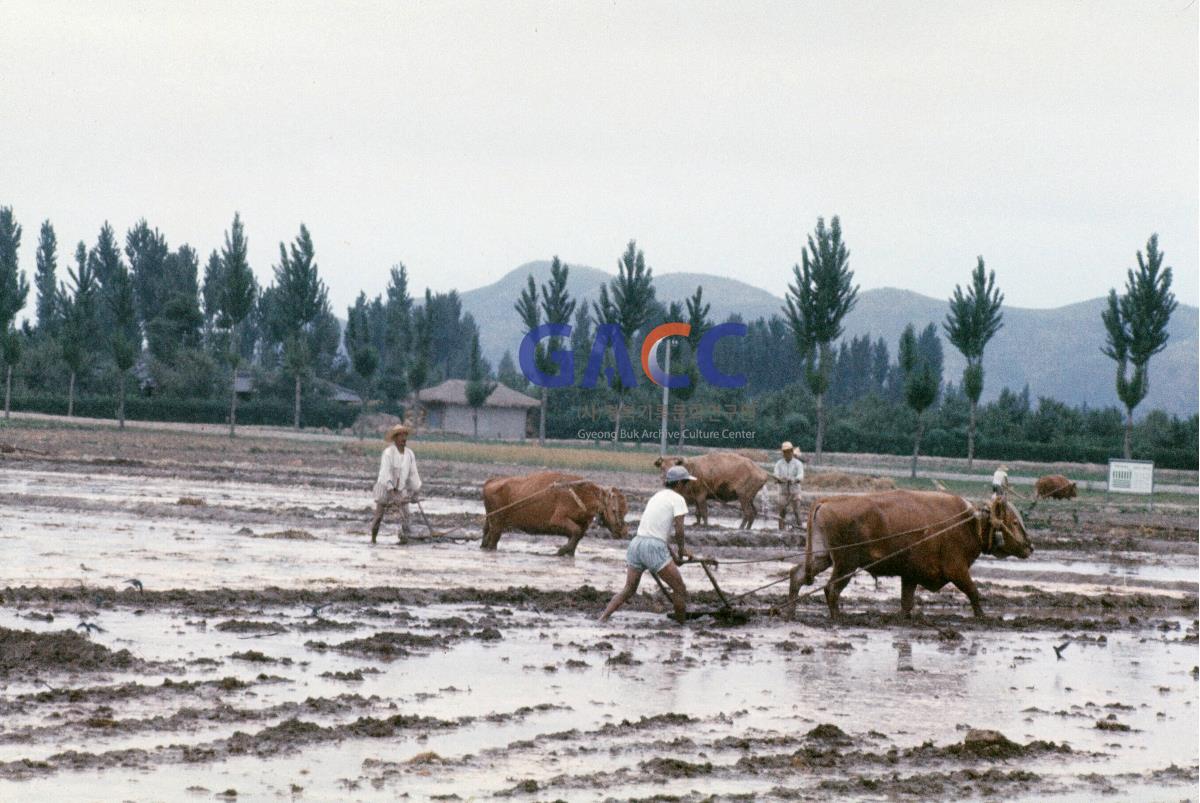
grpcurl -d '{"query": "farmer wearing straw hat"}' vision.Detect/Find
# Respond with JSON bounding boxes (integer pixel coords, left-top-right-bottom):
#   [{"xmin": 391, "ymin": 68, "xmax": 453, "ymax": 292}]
[
  {"xmin": 370, "ymin": 424, "xmax": 422, "ymax": 544},
  {"xmin": 600, "ymin": 464, "xmax": 695, "ymax": 623},
  {"xmin": 773, "ymin": 441, "xmax": 805, "ymax": 531}
]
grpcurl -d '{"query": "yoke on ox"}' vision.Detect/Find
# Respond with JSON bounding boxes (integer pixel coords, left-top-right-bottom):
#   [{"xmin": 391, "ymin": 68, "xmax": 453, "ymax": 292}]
[
  {"xmin": 480, "ymin": 471, "xmax": 628, "ymax": 557},
  {"xmin": 787, "ymin": 490, "xmax": 1033, "ymax": 619}
]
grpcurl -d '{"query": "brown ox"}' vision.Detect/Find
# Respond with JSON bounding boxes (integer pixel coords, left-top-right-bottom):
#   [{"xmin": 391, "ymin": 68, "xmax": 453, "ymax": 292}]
[
  {"xmin": 653, "ymin": 453, "xmax": 770, "ymax": 529},
  {"xmin": 481, "ymin": 471, "xmax": 628, "ymax": 556},
  {"xmin": 1035, "ymin": 474, "xmax": 1077, "ymax": 500},
  {"xmin": 787, "ymin": 490, "xmax": 1033, "ymax": 619}
]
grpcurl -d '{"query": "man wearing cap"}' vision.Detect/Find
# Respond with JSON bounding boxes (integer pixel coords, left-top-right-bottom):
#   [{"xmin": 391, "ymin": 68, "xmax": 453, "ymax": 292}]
[
  {"xmin": 370, "ymin": 424, "xmax": 422, "ymax": 544},
  {"xmin": 599, "ymin": 464, "xmax": 694, "ymax": 623},
  {"xmin": 773, "ymin": 441, "xmax": 805, "ymax": 531}
]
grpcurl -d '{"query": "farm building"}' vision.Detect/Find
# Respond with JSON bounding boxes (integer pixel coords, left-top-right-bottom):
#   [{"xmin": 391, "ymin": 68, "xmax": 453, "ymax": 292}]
[{"xmin": 418, "ymin": 379, "xmax": 538, "ymax": 440}]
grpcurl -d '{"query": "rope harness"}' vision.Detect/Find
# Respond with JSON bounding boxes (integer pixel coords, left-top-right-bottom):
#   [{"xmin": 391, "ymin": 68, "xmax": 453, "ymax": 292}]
[
  {"xmin": 766, "ymin": 505, "xmax": 989, "ymax": 614},
  {"xmin": 401, "ymin": 478, "xmax": 1021, "ymax": 619}
]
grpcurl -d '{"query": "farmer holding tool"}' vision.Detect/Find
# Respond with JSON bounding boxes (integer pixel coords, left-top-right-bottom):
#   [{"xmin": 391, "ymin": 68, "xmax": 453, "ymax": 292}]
[
  {"xmin": 600, "ymin": 465, "xmax": 695, "ymax": 623},
  {"xmin": 773, "ymin": 441, "xmax": 805, "ymax": 531},
  {"xmin": 370, "ymin": 424, "xmax": 422, "ymax": 544}
]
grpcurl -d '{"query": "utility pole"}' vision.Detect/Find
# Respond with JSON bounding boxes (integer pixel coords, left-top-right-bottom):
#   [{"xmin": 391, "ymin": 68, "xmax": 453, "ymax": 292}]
[{"xmin": 659, "ymin": 338, "xmax": 670, "ymax": 457}]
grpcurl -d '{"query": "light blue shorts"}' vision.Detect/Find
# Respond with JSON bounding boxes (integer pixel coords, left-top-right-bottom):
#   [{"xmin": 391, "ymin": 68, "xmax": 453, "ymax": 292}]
[{"xmin": 626, "ymin": 535, "xmax": 673, "ymax": 573}]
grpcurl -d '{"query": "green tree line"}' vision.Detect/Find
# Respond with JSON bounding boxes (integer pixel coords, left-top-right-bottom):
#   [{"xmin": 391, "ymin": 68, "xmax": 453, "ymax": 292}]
[{"xmin": 0, "ymin": 208, "xmax": 482, "ymax": 433}]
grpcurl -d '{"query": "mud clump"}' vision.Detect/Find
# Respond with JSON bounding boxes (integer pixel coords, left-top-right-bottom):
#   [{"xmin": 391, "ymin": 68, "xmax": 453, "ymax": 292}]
[
  {"xmin": 605, "ymin": 651, "xmax": 642, "ymax": 667},
  {"xmin": 0, "ymin": 627, "xmax": 139, "ymax": 675},
  {"xmin": 960, "ymin": 729, "xmax": 1022, "ymax": 757},
  {"xmin": 598, "ymin": 713, "xmax": 696, "ymax": 735},
  {"xmin": 906, "ymin": 731, "xmax": 1073, "ymax": 762},
  {"xmin": 806, "ymin": 723, "xmax": 852, "ymax": 744},
  {"xmin": 640, "ymin": 757, "xmax": 713, "ymax": 777},
  {"xmin": 255, "ymin": 529, "xmax": 316, "ymax": 541},
  {"xmin": 816, "ymin": 768, "xmax": 1041, "ymax": 798},
  {"xmin": 215, "ymin": 620, "xmax": 287, "ymax": 634},
  {"xmin": 308, "ymin": 631, "xmax": 447, "ymax": 660},
  {"xmin": 1095, "ymin": 719, "xmax": 1132, "ymax": 732},
  {"xmin": 319, "ymin": 669, "xmax": 378, "ymax": 682},
  {"xmin": 229, "ymin": 650, "xmax": 289, "ymax": 664}
]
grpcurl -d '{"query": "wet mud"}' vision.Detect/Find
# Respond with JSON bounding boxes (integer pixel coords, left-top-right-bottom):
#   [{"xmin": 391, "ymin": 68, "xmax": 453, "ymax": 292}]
[{"xmin": 0, "ymin": 427, "xmax": 1196, "ymax": 799}]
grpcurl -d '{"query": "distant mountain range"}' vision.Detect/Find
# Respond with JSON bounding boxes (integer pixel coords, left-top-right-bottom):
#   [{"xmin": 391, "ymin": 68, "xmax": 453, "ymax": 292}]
[{"xmin": 460, "ymin": 261, "xmax": 1198, "ymax": 417}]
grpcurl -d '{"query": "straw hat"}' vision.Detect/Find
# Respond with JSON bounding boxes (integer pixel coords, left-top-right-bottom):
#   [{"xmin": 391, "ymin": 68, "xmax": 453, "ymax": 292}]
[
  {"xmin": 780, "ymin": 441, "xmax": 794, "ymax": 452},
  {"xmin": 385, "ymin": 424, "xmax": 411, "ymax": 443}
]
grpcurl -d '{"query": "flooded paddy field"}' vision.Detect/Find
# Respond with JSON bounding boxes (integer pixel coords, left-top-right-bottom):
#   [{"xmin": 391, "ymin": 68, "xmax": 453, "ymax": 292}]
[{"xmin": 1, "ymin": 425, "xmax": 1196, "ymax": 800}]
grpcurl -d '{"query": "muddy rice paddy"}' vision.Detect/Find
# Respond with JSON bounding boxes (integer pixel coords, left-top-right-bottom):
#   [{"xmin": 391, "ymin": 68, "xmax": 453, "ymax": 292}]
[{"xmin": 0, "ymin": 425, "xmax": 1196, "ymax": 801}]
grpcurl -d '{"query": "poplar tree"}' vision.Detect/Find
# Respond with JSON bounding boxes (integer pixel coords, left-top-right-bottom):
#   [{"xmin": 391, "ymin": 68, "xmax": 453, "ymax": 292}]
[
  {"xmin": 60, "ymin": 243, "xmax": 97, "ymax": 418},
  {"xmin": 34, "ymin": 220, "xmax": 59, "ymax": 334},
  {"xmin": 0, "ymin": 207, "xmax": 28, "ymax": 418},
  {"xmin": 269, "ymin": 224, "xmax": 328, "ymax": 429},
  {"xmin": 675, "ymin": 286, "xmax": 710, "ymax": 447},
  {"xmin": 89, "ymin": 222, "xmax": 124, "ymax": 335},
  {"xmin": 345, "ymin": 292, "xmax": 378, "ymax": 422},
  {"xmin": 538, "ymin": 257, "xmax": 576, "ymax": 447},
  {"xmin": 900, "ymin": 323, "xmax": 942, "ymax": 477},
  {"xmin": 1101, "ymin": 234, "xmax": 1178, "ymax": 458},
  {"xmin": 943, "ymin": 257, "xmax": 1004, "ymax": 469},
  {"xmin": 593, "ymin": 240, "xmax": 655, "ymax": 446},
  {"xmin": 107, "ymin": 262, "xmax": 138, "ymax": 428},
  {"xmin": 220, "ymin": 213, "xmax": 257, "ymax": 436},
  {"xmin": 465, "ymin": 331, "xmax": 496, "ymax": 439},
  {"xmin": 379, "ymin": 264, "xmax": 412, "ymax": 404},
  {"xmin": 783, "ymin": 216, "xmax": 858, "ymax": 463}
]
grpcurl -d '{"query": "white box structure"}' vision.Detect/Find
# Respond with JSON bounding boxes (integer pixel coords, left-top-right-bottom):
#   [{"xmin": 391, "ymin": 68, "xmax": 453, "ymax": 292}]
[{"xmin": 1107, "ymin": 459, "xmax": 1155, "ymax": 495}]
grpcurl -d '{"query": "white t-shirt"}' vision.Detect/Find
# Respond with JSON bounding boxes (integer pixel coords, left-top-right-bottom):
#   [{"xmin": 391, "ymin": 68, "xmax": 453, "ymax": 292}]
[
  {"xmin": 636, "ymin": 488, "xmax": 688, "ymax": 542},
  {"xmin": 992, "ymin": 469, "xmax": 1008, "ymax": 488},
  {"xmin": 774, "ymin": 457, "xmax": 804, "ymax": 482}
]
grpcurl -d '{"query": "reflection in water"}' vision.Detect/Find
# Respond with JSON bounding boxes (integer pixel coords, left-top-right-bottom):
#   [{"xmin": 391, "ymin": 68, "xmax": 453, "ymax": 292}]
[{"xmin": 894, "ymin": 637, "xmax": 913, "ymax": 672}]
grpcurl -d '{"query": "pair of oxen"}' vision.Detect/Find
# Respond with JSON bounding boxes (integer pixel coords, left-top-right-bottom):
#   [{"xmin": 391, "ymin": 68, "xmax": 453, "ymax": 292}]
[{"xmin": 481, "ymin": 453, "xmax": 1034, "ymax": 619}]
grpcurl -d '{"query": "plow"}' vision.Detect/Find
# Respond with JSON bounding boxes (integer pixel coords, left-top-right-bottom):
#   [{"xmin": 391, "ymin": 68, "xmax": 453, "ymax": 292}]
[{"xmin": 650, "ymin": 556, "xmax": 753, "ymax": 625}]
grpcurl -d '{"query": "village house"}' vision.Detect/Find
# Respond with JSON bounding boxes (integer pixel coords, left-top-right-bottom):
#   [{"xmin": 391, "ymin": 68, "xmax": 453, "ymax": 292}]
[{"xmin": 418, "ymin": 379, "xmax": 538, "ymax": 440}]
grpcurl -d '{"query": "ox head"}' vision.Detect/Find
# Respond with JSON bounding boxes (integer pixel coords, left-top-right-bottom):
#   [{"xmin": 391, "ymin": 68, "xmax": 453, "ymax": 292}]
[
  {"xmin": 979, "ymin": 500, "xmax": 1033, "ymax": 559},
  {"xmin": 598, "ymin": 487, "xmax": 628, "ymax": 538},
  {"xmin": 652, "ymin": 457, "xmax": 684, "ymax": 476}
]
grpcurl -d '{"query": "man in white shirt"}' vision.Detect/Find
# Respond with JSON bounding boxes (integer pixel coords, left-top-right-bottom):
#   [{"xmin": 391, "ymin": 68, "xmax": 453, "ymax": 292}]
[
  {"xmin": 991, "ymin": 465, "xmax": 1009, "ymax": 497},
  {"xmin": 370, "ymin": 424, "xmax": 422, "ymax": 544},
  {"xmin": 990, "ymin": 464, "xmax": 1009, "ymax": 522},
  {"xmin": 600, "ymin": 465, "xmax": 695, "ymax": 623},
  {"xmin": 773, "ymin": 440, "xmax": 805, "ymax": 531}
]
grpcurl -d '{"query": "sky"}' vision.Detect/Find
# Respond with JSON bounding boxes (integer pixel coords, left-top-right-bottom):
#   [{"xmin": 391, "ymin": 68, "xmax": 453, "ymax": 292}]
[{"xmin": 2, "ymin": 0, "xmax": 1196, "ymax": 321}]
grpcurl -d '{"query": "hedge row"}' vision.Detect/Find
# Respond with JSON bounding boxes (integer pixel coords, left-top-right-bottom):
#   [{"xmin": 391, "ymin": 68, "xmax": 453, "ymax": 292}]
[
  {"xmin": 549, "ymin": 408, "xmax": 1197, "ymax": 469},
  {"xmin": 6, "ymin": 394, "xmax": 360, "ymax": 431}
]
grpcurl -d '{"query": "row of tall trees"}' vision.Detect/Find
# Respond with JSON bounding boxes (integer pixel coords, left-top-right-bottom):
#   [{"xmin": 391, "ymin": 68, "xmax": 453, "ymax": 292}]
[
  {"xmin": 0, "ymin": 202, "xmax": 1182, "ymax": 463},
  {"xmin": 0, "ymin": 208, "xmax": 472, "ymax": 434},
  {"xmin": 505, "ymin": 220, "xmax": 1179, "ymax": 465}
]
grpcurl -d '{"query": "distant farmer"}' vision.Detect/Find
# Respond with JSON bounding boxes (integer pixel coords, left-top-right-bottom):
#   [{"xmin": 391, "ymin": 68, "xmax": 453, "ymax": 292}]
[
  {"xmin": 600, "ymin": 465, "xmax": 695, "ymax": 623},
  {"xmin": 990, "ymin": 464, "xmax": 1010, "ymax": 520},
  {"xmin": 370, "ymin": 424, "xmax": 422, "ymax": 544},
  {"xmin": 991, "ymin": 465, "xmax": 1010, "ymax": 497},
  {"xmin": 773, "ymin": 440, "xmax": 805, "ymax": 531}
]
